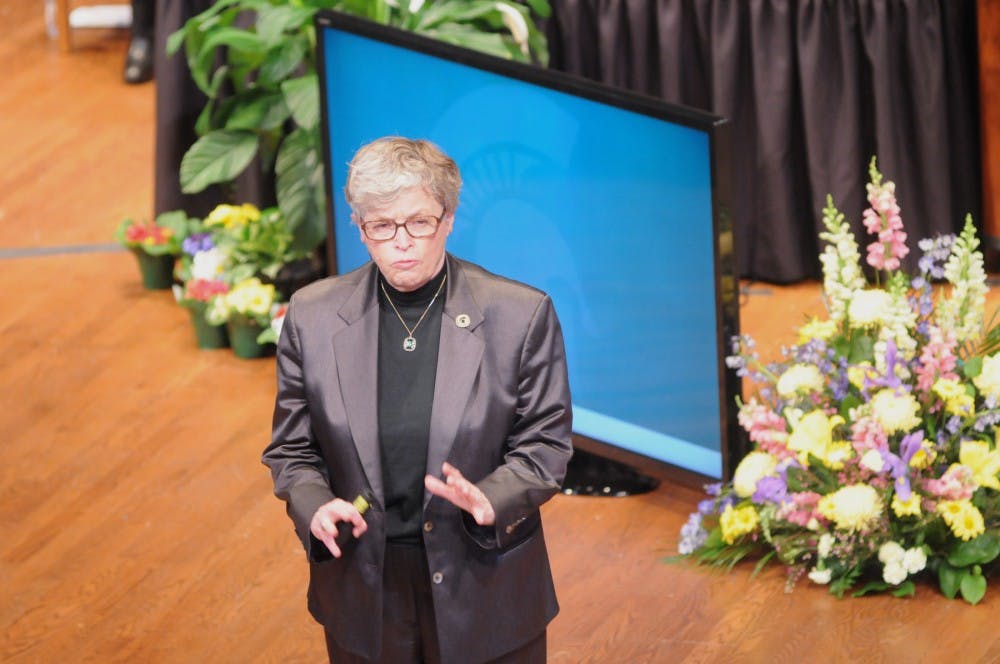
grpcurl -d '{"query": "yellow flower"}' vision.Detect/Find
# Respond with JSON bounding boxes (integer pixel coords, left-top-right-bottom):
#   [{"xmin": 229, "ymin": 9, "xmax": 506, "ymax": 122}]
[
  {"xmin": 908, "ymin": 441, "xmax": 936, "ymax": 470},
  {"xmin": 932, "ymin": 378, "xmax": 975, "ymax": 417},
  {"xmin": 226, "ymin": 278, "xmax": 275, "ymax": 316},
  {"xmin": 848, "ymin": 289, "xmax": 892, "ymax": 328},
  {"xmin": 732, "ymin": 452, "xmax": 778, "ymax": 498},
  {"xmin": 719, "ymin": 504, "xmax": 759, "ymax": 544},
  {"xmin": 847, "ymin": 362, "xmax": 876, "ymax": 390},
  {"xmin": 817, "ymin": 484, "xmax": 883, "ymax": 532},
  {"xmin": 239, "ymin": 203, "xmax": 261, "ymax": 223},
  {"xmin": 869, "ymin": 389, "xmax": 921, "ymax": 435},
  {"xmin": 206, "ymin": 203, "xmax": 261, "ymax": 229},
  {"xmin": 824, "ymin": 441, "xmax": 854, "ymax": 471},
  {"xmin": 891, "ymin": 492, "xmax": 921, "ymax": 517},
  {"xmin": 797, "ymin": 317, "xmax": 838, "ymax": 343},
  {"xmin": 973, "ymin": 353, "xmax": 1000, "ymax": 400},
  {"xmin": 787, "ymin": 410, "xmax": 845, "ymax": 467},
  {"xmin": 776, "ymin": 364, "xmax": 825, "ymax": 398},
  {"xmin": 958, "ymin": 440, "xmax": 1000, "ymax": 491},
  {"xmin": 937, "ymin": 500, "xmax": 985, "ymax": 541}
]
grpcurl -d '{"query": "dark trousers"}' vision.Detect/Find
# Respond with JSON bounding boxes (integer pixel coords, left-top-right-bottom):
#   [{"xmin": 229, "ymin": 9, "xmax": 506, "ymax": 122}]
[{"xmin": 324, "ymin": 543, "xmax": 546, "ymax": 663}]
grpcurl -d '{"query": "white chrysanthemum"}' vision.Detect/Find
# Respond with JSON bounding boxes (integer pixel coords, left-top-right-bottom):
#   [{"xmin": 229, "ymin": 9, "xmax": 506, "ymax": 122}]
[
  {"xmin": 732, "ymin": 451, "xmax": 778, "ymax": 498},
  {"xmin": 818, "ymin": 484, "xmax": 883, "ymax": 532},
  {"xmin": 869, "ymin": 389, "xmax": 922, "ymax": 435},
  {"xmin": 878, "ymin": 541, "xmax": 905, "ymax": 564},
  {"xmin": 902, "ymin": 547, "xmax": 927, "ymax": 574},
  {"xmin": 776, "ymin": 364, "xmax": 825, "ymax": 398},
  {"xmin": 937, "ymin": 216, "xmax": 987, "ymax": 343},
  {"xmin": 848, "ymin": 289, "xmax": 893, "ymax": 328},
  {"xmin": 882, "ymin": 560, "xmax": 907, "ymax": 585},
  {"xmin": 819, "ymin": 197, "xmax": 866, "ymax": 323}
]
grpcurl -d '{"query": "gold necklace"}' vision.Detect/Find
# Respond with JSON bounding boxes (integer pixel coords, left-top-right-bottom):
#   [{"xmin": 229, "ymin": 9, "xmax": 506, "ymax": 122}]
[{"xmin": 380, "ymin": 273, "xmax": 447, "ymax": 352}]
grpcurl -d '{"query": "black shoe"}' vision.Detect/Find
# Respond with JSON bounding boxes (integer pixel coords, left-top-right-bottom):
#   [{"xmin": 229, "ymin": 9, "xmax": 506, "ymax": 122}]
[{"xmin": 123, "ymin": 36, "xmax": 153, "ymax": 84}]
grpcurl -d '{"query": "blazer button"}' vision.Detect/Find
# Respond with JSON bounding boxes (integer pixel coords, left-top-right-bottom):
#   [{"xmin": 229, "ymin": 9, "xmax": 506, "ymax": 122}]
[
  {"xmin": 432, "ymin": 572, "xmax": 444, "ymax": 584},
  {"xmin": 506, "ymin": 524, "xmax": 515, "ymax": 535},
  {"xmin": 423, "ymin": 520, "xmax": 434, "ymax": 533}
]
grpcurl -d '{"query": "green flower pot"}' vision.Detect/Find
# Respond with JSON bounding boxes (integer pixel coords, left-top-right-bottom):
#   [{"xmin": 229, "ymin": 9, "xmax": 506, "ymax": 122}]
[
  {"xmin": 187, "ymin": 305, "xmax": 229, "ymax": 350},
  {"xmin": 130, "ymin": 249, "xmax": 175, "ymax": 290},
  {"xmin": 227, "ymin": 318, "xmax": 273, "ymax": 359}
]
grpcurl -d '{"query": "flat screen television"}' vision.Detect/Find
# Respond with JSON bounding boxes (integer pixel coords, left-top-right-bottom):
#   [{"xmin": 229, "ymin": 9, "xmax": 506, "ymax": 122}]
[{"xmin": 316, "ymin": 11, "xmax": 742, "ymax": 480}]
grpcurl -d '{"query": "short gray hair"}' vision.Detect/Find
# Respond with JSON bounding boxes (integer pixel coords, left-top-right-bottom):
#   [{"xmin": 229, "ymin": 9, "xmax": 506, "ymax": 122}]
[{"xmin": 344, "ymin": 137, "xmax": 462, "ymax": 220}]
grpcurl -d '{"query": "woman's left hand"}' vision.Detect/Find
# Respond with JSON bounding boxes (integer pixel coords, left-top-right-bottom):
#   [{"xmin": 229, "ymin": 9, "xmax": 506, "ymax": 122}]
[{"xmin": 424, "ymin": 462, "xmax": 496, "ymax": 526}]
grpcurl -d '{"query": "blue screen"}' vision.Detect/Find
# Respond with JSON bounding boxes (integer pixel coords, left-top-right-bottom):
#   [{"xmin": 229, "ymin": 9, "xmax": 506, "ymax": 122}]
[{"xmin": 321, "ymin": 26, "xmax": 724, "ymax": 477}]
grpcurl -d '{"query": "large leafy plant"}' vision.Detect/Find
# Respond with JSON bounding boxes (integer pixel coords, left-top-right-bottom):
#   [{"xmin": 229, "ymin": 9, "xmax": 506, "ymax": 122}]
[{"xmin": 167, "ymin": 0, "xmax": 550, "ymax": 256}]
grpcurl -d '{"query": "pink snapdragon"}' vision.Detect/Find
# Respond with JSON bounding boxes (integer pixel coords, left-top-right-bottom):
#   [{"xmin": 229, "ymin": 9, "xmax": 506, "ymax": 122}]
[
  {"xmin": 923, "ymin": 464, "xmax": 975, "ymax": 501},
  {"xmin": 850, "ymin": 415, "xmax": 889, "ymax": 455},
  {"xmin": 778, "ymin": 491, "xmax": 823, "ymax": 527},
  {"xmin": 863, "ymin": 173, "xmax": 909, "ymax": 271},
  {"xmin": 738, "ymin": 400, "xmax": 794, "ymax": 459},
  {"xmin": 914, "ymin": 325, "xmax": 959, "ymax": 394}
]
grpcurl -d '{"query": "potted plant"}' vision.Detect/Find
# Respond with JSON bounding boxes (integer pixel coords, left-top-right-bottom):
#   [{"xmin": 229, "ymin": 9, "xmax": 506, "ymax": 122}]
[
  {"xmin": 201, "ymin": 202, "xmax": 320, "ymax": 298},
  {"xmin": 174, "ymin": 277, "xmax": 231, "ymax": 349},
  {"xmin": 167, "ymin": 0, "xmax": 550, "ymax": 265},
  {"xmin": 115, "ymin": 210, "xmax": 193, "ymax": 289},
  {"xmin": 211, "ymin": 276, "xmax": 280, "ymax": 358}
]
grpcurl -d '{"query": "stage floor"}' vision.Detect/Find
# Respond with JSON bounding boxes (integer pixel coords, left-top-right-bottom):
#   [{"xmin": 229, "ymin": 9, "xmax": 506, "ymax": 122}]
[{"xmin": 1, "ymin": 4, "xmax": 998, "ymax": 662}]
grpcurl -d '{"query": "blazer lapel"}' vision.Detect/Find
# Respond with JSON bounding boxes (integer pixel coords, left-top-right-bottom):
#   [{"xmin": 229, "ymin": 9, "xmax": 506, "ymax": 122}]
[
  {"xmin": 425, "ymin": 255, "xmax": 485, "ymax": 507},
  {"xmin": 331, "ymin": 265, "xmax": 385, "ymax": 505}
]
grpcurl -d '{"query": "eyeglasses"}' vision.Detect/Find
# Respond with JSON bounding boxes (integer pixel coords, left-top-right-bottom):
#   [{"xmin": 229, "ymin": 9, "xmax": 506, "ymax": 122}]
[{"xmin": 360, "ymin": 213, "xmax": 443, "ymax": 241}]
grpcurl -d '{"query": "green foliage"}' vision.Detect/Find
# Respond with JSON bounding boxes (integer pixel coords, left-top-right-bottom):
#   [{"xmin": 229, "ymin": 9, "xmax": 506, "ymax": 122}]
[
  {"xmin": 946, "ymin": 532, "xmax": 1000, "ymax": 567},
  {"xmin": 168, "ymin": 0, "xmax": 551, "ymax": 256}
]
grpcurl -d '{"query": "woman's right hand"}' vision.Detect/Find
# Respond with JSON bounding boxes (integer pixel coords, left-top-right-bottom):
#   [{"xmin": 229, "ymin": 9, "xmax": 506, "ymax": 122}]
[{"xmin": 310, "ymin": 498, "xmax": 368, "ymax": 558}]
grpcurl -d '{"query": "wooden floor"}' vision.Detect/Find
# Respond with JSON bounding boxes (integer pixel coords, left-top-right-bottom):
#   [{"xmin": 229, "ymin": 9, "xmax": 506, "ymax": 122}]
[{"xmin": 2, "ymin": 4, "xmax": 999, "ymax": 663}]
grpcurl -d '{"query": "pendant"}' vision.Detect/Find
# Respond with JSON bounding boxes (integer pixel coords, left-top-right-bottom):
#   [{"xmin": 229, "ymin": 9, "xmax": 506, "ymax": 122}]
[{"xmin": 403, "ymin": 336, "xmax": 417, "ymax": 352}]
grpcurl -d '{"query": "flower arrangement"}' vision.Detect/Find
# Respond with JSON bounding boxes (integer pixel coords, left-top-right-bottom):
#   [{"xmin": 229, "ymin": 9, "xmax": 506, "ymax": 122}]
[{"xmin": 679, "ymin": 158, "xmax": 1000, "ymax": 604}]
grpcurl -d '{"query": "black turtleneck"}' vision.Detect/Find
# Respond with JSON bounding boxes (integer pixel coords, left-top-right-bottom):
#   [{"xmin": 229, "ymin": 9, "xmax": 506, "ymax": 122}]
[{"xmin": 377, "ymin": 265, "xmax": 447, "ymax": 544}]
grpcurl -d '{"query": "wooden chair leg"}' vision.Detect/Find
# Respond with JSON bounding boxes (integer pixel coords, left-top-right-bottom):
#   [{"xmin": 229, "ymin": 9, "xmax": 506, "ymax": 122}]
[{"xmin": 55, "ymin": 0, "xmax": 72, "ymax": 52}]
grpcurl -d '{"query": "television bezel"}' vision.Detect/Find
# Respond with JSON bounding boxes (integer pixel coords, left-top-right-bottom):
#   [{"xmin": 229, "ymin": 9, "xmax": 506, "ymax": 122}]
[{"xmin": 315, "ymin": 10, "xmax": 744, "ymax": 480}]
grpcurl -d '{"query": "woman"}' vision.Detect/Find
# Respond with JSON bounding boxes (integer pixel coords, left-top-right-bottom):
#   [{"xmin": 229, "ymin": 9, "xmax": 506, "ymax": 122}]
[{"xmin": 263, "ymin": 136, "xmax": 573, "ymax": 663}]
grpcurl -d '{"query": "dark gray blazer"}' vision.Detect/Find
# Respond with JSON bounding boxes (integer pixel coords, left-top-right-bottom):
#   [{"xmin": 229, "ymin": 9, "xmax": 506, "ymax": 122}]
[{"xmin": 263, "ymin": 253, "xmax": 573, "ymax": 663}]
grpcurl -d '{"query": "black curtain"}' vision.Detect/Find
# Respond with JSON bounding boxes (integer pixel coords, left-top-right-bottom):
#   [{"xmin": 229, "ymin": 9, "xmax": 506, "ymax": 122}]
[{"xmin": 547, "ymin": 0, "xmax": 982, "ymax": 283}]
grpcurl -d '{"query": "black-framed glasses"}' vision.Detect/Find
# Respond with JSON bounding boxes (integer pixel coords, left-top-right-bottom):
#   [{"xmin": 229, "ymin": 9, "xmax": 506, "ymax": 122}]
[{"xmin": 360, "ymin": 213, "xmax": 443, "ymax": 241}]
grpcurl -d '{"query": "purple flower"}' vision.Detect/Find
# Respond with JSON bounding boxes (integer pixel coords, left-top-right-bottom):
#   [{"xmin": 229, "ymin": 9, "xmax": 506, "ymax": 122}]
[
  {"xmin": 917, "ymin": 234, "xmax": 954, "ymax": 280},
  {"xmin": 678, "ymin": 512, "xmax": 709, "ymax": 554},
  {"xmin": 182, "ymin": 232, "xmax": 214, "ymax": 256},
  {"xmin": 697, "ymin": 498, "xmax": 717, "ymax": 515},
  {"xmin": 880, "ymin": 431, "xmax": 924, "ymax": 501},
  {"xmin": 862, "ymin": 340, "xmax": 906, "ymax": 395},
  {"xmin": 753, "ymin": 475, "xmax": 789, "ymax": 504}
]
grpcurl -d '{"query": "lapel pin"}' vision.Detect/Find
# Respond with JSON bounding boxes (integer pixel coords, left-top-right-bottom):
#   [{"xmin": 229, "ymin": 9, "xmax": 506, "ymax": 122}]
[{"xmin": 455, "ymin": 314, "xmax": 471, "ymax": 328}]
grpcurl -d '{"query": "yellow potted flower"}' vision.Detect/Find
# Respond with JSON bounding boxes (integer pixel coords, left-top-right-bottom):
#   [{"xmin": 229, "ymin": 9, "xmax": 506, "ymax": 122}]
[{"xmin": 208, "ymin": 277, "xmax": 277, "ymax": 358}]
